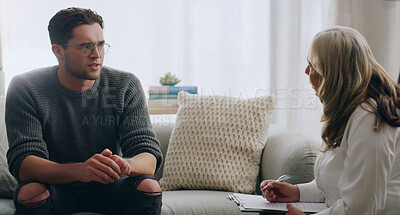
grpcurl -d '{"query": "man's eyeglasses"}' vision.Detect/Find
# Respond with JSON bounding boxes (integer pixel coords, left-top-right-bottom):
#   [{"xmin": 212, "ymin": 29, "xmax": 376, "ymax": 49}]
[{"xmin": 62, "ymin": 42, "xmax": 110, "ymax": 55}]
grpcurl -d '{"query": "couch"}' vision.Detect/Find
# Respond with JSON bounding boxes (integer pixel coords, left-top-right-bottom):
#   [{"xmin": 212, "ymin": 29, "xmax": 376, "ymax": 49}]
[
  {"xmin": 0, "ymin": 90, "xmax": 319, "ymax": 215},
  {"xmin": 0, "ymin": 120, "xmax": 319, "ymax": 215}
]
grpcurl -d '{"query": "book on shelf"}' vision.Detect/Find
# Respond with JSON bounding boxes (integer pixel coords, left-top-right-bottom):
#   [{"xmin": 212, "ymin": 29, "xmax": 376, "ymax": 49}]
[
  {"xmin": 149, "ymin": 94, "xmax": 179, "ymax": 99},
  {"xmin": 148, "ymin": 99, "xmax": 179, "ymax": 108},
  {"xmin": 148, "ymin": 86, "xmax": 197, "ymax": 94},
  {"xmin": 147, "ymin": 85, "xmax": 197, "ymax": 114},
  {"xmin": 148, "ymin": 107, "xmax": 178, "ymax": 115}
]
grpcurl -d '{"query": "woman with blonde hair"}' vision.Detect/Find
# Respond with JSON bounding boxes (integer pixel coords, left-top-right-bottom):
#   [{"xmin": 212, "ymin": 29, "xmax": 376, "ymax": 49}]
[{"xmin": 261, "ymin": 26, "xmax": 400, "ymax": 214}]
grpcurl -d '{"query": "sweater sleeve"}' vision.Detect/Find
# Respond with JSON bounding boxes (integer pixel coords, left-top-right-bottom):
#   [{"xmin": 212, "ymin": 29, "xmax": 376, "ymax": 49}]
[
  {"xmin": 118, "ymin": 74, "xmax": 163, "ymax": 171},
  {"xmin": 6, "ymin": 76, "xmax": 49, "ymax": 182}
]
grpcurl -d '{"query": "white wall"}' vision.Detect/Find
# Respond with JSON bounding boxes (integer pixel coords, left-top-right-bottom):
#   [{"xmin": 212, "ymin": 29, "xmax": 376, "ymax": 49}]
[
  {"xmin": 328, "ymin": 0, "xmax": 400, "ymax": 80},
  {"xmin": 1, "ymin": 0, "xmax": 398, "ymax": 142}
]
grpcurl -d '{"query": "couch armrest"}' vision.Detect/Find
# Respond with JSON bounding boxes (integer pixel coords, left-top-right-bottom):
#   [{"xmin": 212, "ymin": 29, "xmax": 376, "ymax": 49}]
[{"xmin": 259, "ymin": 125, "xmax": 319, "ymax": 186}]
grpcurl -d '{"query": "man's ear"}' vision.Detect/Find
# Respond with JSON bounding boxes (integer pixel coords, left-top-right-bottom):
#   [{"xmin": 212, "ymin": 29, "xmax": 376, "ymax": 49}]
[{"xmin": 51, "ymin": 44, "xmax": 64, "ymax": 62}]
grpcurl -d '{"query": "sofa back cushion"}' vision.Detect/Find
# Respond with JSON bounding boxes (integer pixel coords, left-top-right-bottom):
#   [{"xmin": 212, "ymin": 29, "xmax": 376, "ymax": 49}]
[
  {"xmin": 153, "ymin": 122, "xmax": 175, "ymax": 180},
  {"xmin": 0, "ymin": 96, "xmax": 18, "ymax": 198}
]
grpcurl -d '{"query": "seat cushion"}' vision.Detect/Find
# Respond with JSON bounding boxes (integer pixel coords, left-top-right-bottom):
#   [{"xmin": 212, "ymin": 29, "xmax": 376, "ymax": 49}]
[
  {"xmin": 0, "ymin": 199, "xmax": 15, "ymax": 215},
  {"xmin": 161, "ymin": 190, "xmax": 258, "ymax": 215}
]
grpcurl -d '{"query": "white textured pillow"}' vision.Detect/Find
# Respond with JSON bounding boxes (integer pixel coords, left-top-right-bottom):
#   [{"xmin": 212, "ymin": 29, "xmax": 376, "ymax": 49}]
[
  {"xmin": 160, "ymin": 92, "xmax": 275, "ymax": 194},
  {"xmin": 0, "ymin": 96, "xmax": 18, "ymax": 198}
]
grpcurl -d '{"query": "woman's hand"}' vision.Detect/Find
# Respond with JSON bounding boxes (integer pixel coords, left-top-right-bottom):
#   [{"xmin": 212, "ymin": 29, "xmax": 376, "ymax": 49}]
[
  {"xmin": 286, "ymin": 203, "xmax": 305, "ymax": 215},
  {"xmin": 260, "ymin": 180, "xmax": 300, "ymax": 202}
]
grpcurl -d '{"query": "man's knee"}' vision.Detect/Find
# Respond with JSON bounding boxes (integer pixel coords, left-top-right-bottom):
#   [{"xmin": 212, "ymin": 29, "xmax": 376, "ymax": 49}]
[
  {"xmin": 17, "ymin": 182, "xmax": 50, "ymax": 208},
  {"xmin": 136, "ymin": 178, "xmax": 162, "ymax": 196}
]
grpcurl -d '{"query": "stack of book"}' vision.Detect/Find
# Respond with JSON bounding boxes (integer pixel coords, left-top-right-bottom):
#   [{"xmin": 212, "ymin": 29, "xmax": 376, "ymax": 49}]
[{"xmin": 148, "ymin": 85, "xmax": 198, "ymax": 114}]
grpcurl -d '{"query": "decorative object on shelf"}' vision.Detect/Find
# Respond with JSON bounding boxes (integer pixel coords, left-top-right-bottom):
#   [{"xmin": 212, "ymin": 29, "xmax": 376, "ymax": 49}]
[{"xmin": 159, "ymin": 72, "xmax": 181, "ymax": 86}]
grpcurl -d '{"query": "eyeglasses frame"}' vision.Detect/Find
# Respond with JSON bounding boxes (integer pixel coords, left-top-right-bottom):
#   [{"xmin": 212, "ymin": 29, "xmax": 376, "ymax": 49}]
[{"xmin": 61, "ymin": 42, "xmax": 110, "ymax": 55}]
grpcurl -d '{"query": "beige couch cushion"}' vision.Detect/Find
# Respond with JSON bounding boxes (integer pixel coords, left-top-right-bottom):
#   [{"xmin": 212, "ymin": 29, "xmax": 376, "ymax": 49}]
[{"xmin": 160, "ymin": 92, "xmax": 274, "ymax": 194}]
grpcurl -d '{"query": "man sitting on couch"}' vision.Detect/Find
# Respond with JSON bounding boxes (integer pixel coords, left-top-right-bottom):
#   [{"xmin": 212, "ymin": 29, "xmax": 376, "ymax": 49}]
[{"xmin": 5, "ymin": 7, "xmax": 162, "ymax": 215}]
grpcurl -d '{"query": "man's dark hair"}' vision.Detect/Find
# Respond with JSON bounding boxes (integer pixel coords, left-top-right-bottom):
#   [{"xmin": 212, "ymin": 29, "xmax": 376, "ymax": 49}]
[{"xmin": 48, "ymin": 7, "xmax": 104, "ymax": 45}]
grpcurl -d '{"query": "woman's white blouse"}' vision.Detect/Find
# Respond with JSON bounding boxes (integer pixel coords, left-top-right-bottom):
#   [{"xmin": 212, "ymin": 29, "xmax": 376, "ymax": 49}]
[{"xmin": 297, "ymin": 105, "xmax": 400, "ymax": 214}]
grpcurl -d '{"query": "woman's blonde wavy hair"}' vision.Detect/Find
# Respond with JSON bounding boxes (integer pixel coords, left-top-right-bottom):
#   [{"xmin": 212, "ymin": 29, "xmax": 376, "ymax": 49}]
[{"xmin": 308, "ymin": 26, "xmax": 400, "ymax": 151}]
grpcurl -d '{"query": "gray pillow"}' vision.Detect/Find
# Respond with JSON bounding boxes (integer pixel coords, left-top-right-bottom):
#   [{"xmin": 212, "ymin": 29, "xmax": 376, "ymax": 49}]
[{"xmin": 0, "ymin": 96, "xmax": 17, "ymax": 198}]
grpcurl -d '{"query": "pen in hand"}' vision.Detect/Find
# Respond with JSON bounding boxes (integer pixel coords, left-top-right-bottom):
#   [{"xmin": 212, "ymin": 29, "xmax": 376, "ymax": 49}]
[{"xmin": 261, "ymin": 174, "xmax": 291, "ymax": 191}]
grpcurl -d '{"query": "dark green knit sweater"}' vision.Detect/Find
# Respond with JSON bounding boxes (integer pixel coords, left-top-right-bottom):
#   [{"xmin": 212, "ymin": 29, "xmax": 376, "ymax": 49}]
[{"xmin": 6, "ymin": 66, "xmax": 162, "ymax": 182}]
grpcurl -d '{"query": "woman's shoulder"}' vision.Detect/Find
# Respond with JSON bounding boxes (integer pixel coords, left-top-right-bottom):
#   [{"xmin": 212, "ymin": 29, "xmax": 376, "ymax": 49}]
[
  {"xmin": 343, "ymin": 102, "xmax": 378, "ymax": 138},
  {"xmin": 348, "ymin": 101, "xmax": 398, "ymax": 135},
  {"xmin": 341, "ymin": 102, "xmax": 398, "ymax": 150},
  {"xmin": 350, "ymin": 103, "xmax": 375, "ymax": 123}
]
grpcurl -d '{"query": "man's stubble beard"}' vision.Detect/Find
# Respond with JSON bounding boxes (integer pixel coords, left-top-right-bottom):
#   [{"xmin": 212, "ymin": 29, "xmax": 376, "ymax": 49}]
[{"xmin": 64, "ymin": 54, "xmax": 101, "ymax": 81}]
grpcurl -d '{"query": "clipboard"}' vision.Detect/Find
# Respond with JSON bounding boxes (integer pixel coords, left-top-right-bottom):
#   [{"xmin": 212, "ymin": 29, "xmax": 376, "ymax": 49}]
[{"xmin": 228, "ymin": 193, "xmax": 327, "ymax": 214}]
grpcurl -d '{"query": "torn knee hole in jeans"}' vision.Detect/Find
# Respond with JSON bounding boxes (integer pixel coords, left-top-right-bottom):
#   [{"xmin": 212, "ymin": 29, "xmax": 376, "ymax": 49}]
[
  {"xmin": 21, "ymin": 198, "xmax": 49, "ymax": 208},
  {"xmin": 18, "ymin": 188, "xmax": 50, "ymax": 208},
  {"xmin": 137, "ymin": 190, "xmax": 162, "ymax": 196},
  {"xmin": 130, "ymin": 175, "xmax": 162, "ymax": 196},
  {"xmin": 132, "ymin": 182, "xmax": 162, "ymax": 196}
]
